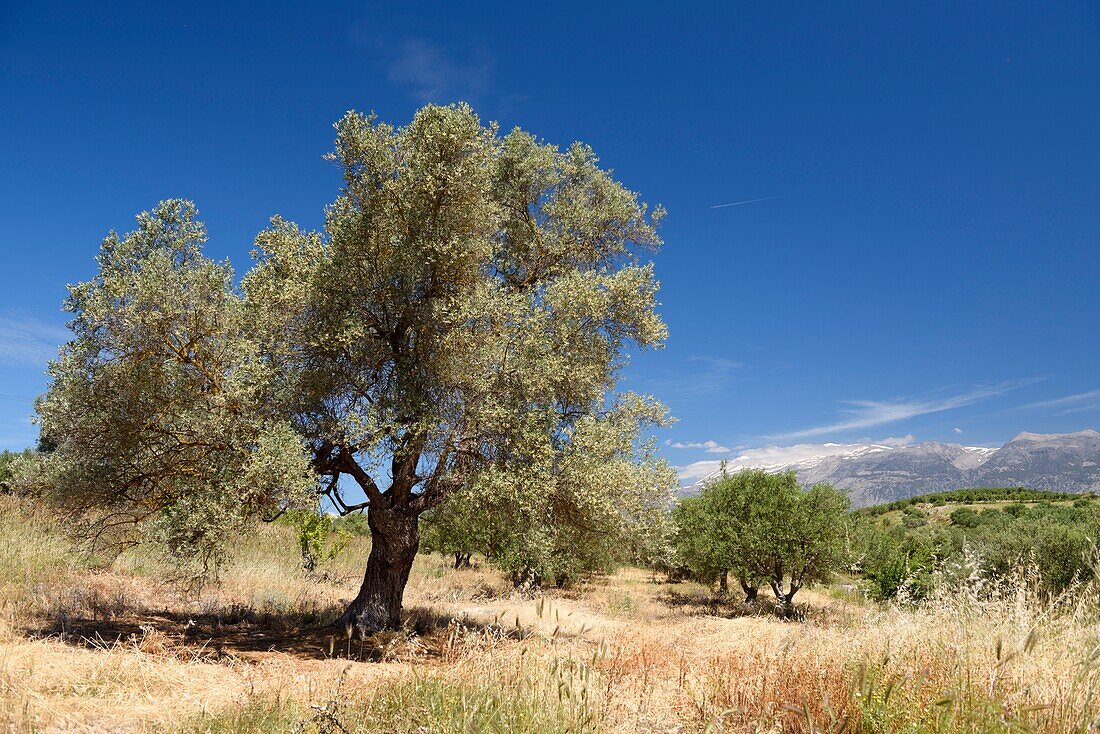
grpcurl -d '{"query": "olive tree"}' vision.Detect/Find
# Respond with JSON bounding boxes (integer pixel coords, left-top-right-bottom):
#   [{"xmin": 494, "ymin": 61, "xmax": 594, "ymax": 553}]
[
  {"xmin": 243, "ymin": 104, "xmax": 670, "ymax": 632},
  {"xmin": 423, "ymin": 394, "xmax": 675, "ymax": 584},
  {"xmin": 674, "ymin": 470, "xmax": 850, "ymax": 609},
  {"xmin": 673, "ymin": 474, "xmax": 763, "ymax": 601},
  {"xmin": 39, "ymin": 104, "xmax": 672, "ymax": 634},
  {"xmin": 733, "ymin": 471, "xmax": 850, "ymax": 608},
  {"xmin": 34, "ymin": 201, "xmax": 315, "ymax": 572}
]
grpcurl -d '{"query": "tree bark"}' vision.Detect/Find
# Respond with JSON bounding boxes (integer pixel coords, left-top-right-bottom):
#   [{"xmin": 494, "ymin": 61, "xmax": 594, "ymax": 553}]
[
  {"xmin": 769, "ymin": 578, "xmax": 800, "ymax": 613},
  {"xmin": 739, "ymin": 577, "xmax": 758, "ymax": 604},
  {"xmin": 718, "ymin": 569, "xmax": 729, "ymax": 594},
  {"xmin": 336, "ymin": 507, "xmax": 419, "ymax": 636}
]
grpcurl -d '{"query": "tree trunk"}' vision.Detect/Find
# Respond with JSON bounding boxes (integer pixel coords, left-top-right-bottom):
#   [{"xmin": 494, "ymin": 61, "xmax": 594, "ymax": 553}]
[
  {"xmin": 718, "ymin": 569, "xmax": 729, "ymax": 594},
  {"xmin": 336, "ymin": 507, "xmax": 419, "ymax": 636},
  {"xmin": 740, "ymin": 577, "xmax": 758, "ymax": 604},
  {"xmin": 453, "ymin": 552, "xmax": 471, "ymax": 569},
  {"xmin": 769, "ymin": 579, "xmax": 800, "ymax": 614}
]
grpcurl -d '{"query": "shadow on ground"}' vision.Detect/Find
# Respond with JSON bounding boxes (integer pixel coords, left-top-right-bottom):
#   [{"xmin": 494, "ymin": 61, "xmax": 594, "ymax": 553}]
[
  {"xmin": 21, "ymin": 604, "xmax": 516, "ymax": 662},
  {"xmin": 657, "ymin": 587, "xmax": 806, "ymax": 621}
]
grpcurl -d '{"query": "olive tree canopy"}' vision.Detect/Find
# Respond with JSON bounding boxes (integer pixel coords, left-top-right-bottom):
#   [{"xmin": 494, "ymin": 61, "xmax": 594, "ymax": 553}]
[
  {"xmin": 35, "ymin": 201, "xmax": 314, "ymax": 572},
  {"xmin": 674, "ymin": 470, "xmax": 851, "ymax": 609},
  {"xmin": 37, "ymin": 103, "xmax": 674, "ymax": 633}
]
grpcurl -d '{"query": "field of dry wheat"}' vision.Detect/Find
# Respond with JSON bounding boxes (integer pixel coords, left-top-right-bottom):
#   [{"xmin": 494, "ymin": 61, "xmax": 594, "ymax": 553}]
[{"xmin": 2, "ymin": 495, "xmax": 1098, "ymax": 733}]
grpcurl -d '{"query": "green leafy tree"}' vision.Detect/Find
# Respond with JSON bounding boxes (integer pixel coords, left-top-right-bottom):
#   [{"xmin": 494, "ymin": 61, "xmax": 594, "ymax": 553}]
[
  {"xmin": 39, "ymin": 104, "xmax": 672, "ymax": 633},
  {"xmin": 673, "ymin": 470, "xmax": 767, "ymax": 602},
  {"xmin": 33, "ymin": 201, "xmax": 315, "ymax": 572},
  {"xmin": 750, "ymin": 477, "xmax": 851, "ymax": 608},
  {"xmin": 672, "ymin": 494, "xmax": 730, "ymax": 591},
  {"xmin": 282, "ymin": 509, "xmax": 352, "ymax": 573},
  {"xmin": 0, "ymin": 449, "xmax": 34, "ymax": 493},
  {"xmin": 676, "ymin": 470, "xmax": 850, "ymax": 609},
  {"xmin": 420, "ymin": 487, "xmax": 487, "ymax": 569}
]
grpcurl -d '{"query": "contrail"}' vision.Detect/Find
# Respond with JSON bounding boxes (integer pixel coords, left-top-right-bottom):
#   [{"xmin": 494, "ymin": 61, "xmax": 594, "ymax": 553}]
[{"xmin": 710, "ymin": 195, "xmax": 782, "ymax": 209}]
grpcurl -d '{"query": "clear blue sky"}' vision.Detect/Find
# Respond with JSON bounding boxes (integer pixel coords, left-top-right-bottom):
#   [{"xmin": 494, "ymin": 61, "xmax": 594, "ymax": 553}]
[{"xmin": 2, "ymin": 2, "xmax": 1098, "ymax": 479}]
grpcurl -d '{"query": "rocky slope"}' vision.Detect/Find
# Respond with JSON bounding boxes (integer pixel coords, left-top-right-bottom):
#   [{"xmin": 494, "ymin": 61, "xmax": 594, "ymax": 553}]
[{"xmin": 691, "ymin": 429, "xmax": 1100, "ymax": 506}]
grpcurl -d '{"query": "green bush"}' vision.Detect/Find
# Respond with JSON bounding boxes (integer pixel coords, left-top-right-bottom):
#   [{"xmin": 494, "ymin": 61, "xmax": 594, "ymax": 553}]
[
  {"xmin": 279, "ymin": 509, "xmax": 351, "ymax": 573},
  {"xmin": 949, "ymin": 507, "xmax": 981, "ymax": 528},
  {"xmin": 855, "ymin": 488, "xmax": 1099, "ymax": 600}
]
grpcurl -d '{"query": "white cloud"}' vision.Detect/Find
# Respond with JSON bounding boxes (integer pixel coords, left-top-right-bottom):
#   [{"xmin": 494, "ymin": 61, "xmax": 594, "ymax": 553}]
[
  {"xmin": 768, "ymin": 380, "xmax": 1039, "ymax": 441},
  {"xmin": 386, "ymin": 38, "xmax": 493, "ymax": 103},
  {"xmin": 0, "ymin": 315, "xmax": 67, "ymax": 368},
  {"xmin": 677, "ymin": 460, "xmax": 728, "ymax": 482},
  {"xmin": 666, "ymin": 439, "xmax": 731, "ymax": 453},
  {"xmin": 1022, "ymin": 389, "xmax": 1100, "ymax": 416},
  {"xmin": 879, "ymin": 435, "xmax": 916, "ymax": 447},
  {"xmin": 954, "ymin": 427, "xmax": 963, "ymax": 434}
]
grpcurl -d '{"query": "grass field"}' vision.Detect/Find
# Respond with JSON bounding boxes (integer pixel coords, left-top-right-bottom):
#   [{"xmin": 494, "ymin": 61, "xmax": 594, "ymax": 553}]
[{"xmin": 2, "ymin": 495, "xmax": 1099, "ymax": 733}]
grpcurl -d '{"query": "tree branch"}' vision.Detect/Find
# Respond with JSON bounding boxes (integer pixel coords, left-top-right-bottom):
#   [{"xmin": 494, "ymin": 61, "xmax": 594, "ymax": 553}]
[{"xmin": 337, "ymin": 448, "xmax": 386, "ymax": 507}]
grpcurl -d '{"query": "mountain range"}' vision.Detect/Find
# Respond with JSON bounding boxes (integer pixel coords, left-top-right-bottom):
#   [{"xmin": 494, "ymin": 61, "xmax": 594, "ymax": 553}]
[{"xmin": 690, "ymin": 429, "xmax": 1100, "ymax": 507}]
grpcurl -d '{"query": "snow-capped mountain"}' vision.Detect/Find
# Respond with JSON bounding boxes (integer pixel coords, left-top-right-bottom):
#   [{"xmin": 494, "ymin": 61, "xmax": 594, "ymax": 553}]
[{"xmin": 686, "ymin": 430, "xmax": 1100, "ymax": 507}]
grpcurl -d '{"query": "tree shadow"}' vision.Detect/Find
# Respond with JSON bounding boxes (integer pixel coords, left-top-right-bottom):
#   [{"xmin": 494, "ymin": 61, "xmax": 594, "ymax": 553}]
[
  {"xmin": 657, "ymin": 589, "xmax": 805, "ymax": 621},
  {"xmin": 21, "ymin": 603, "xmax": 529, "ymax": 663}
]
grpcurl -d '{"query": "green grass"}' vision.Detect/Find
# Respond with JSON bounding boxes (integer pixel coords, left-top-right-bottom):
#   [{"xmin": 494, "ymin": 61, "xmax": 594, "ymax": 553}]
[{"xmin": 0, "ymin": 497, "xmax": 90, "ymax": 595}]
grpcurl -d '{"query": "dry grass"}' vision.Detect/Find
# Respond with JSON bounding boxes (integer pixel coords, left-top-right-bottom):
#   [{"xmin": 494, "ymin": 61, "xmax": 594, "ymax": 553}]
[{"xmin": 2, "ymin": 495, "xmax": 1099, "ymax": 733}]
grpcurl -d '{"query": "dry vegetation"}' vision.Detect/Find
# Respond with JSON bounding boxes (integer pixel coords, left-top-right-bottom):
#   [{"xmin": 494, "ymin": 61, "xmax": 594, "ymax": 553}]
[{"xmin": 2, "ymin": 495, "xmax": 1099, "ymax": 733}]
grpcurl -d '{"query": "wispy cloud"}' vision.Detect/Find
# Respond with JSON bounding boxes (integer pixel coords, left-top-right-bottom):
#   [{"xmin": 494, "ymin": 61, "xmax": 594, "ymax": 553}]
[
  {"xmin": 633, "ymin": 356, "xmax": 742, "ymax": 405},
  {"xmin": 386, "ymin": 38, "xmax": 493, "ymax": 103},
  {"xmin": 0, "ymin": 315, "xmax": 67, "ymax": 368},
  {"xmin": 768, "ymin": 380, "xmax": 1039, "ymax": 441},
  {"xmin": 666, "ymin": 439, "xmax": 731, "ymax": 454},
  {"xmin": 710, "ymin": 195, "xmax": 782, "ymax": 209},
  {"xmin": 1022, "ymin": 389, "xmax": 1100, "ymax": 416},
  {"xmin": 954, "ymin": 427, "xmax": 964, "ymax": 434}
]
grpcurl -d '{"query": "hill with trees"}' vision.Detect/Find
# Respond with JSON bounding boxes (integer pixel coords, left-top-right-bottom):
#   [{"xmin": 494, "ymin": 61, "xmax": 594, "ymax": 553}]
[{"xmin": 852, "ymin": 487, "xmax": 1100, "ymax": 600}]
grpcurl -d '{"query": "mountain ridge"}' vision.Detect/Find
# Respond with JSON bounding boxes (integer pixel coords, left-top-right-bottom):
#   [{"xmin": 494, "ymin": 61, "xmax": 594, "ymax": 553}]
[{"xmin": 689, "ymin": 429, "xmax": 1100, "ymax": 507}]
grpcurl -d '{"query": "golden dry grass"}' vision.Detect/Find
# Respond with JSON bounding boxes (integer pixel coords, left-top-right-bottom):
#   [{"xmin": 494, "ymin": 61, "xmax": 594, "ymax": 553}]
[{"xmin": 2, "ymin": 495, "xmax": 1099, "ymax": 733}]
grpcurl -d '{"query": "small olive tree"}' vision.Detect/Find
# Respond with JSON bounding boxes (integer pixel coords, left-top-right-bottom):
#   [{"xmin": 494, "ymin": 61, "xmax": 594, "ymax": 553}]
[
  {"xmin": 674, "ymin": 470, "xmax": 851, "ymax": 609},
  {"xmin": 420, "ymin": 488, "xmax": 486, "ymax": 569},
  {"xmin": 673, "ymin": 474, "xmax": 763, "ymax": 601}
]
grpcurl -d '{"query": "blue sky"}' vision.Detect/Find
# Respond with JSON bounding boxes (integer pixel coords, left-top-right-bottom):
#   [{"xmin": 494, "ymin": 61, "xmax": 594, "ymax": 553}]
[{"xmin": 1, "ymin": 2, "xmax": 1098, "ymax": 481}]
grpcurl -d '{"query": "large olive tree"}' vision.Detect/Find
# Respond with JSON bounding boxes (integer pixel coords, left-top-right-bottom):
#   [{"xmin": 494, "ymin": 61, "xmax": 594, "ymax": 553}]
[{"xmin": 39, "ymin": 104, "xmax": 673, "ymax": 634}]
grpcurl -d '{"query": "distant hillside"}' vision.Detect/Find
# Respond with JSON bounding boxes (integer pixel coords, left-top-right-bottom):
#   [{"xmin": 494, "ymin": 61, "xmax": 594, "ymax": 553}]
[
  {"xmin": 692, "ymin": 429, "xmax": 1100, "ymax": 507},
  {"xmin": 855, "ymin": 486, "xmax": 1095, "ymax": 517}
]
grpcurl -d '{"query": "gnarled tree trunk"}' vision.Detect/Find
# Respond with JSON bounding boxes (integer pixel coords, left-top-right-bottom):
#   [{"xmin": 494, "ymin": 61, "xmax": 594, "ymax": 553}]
[
  {"xmin": 336, "ymin": 507, "xmax": 419, "ymax": 635},
  {"xmin": 769, "ymin": 578, "xmax": 801, "ymax": 613},
  {"xmin": 739, "ymin": 576, "xmax": 758, "ymax": 604}
]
